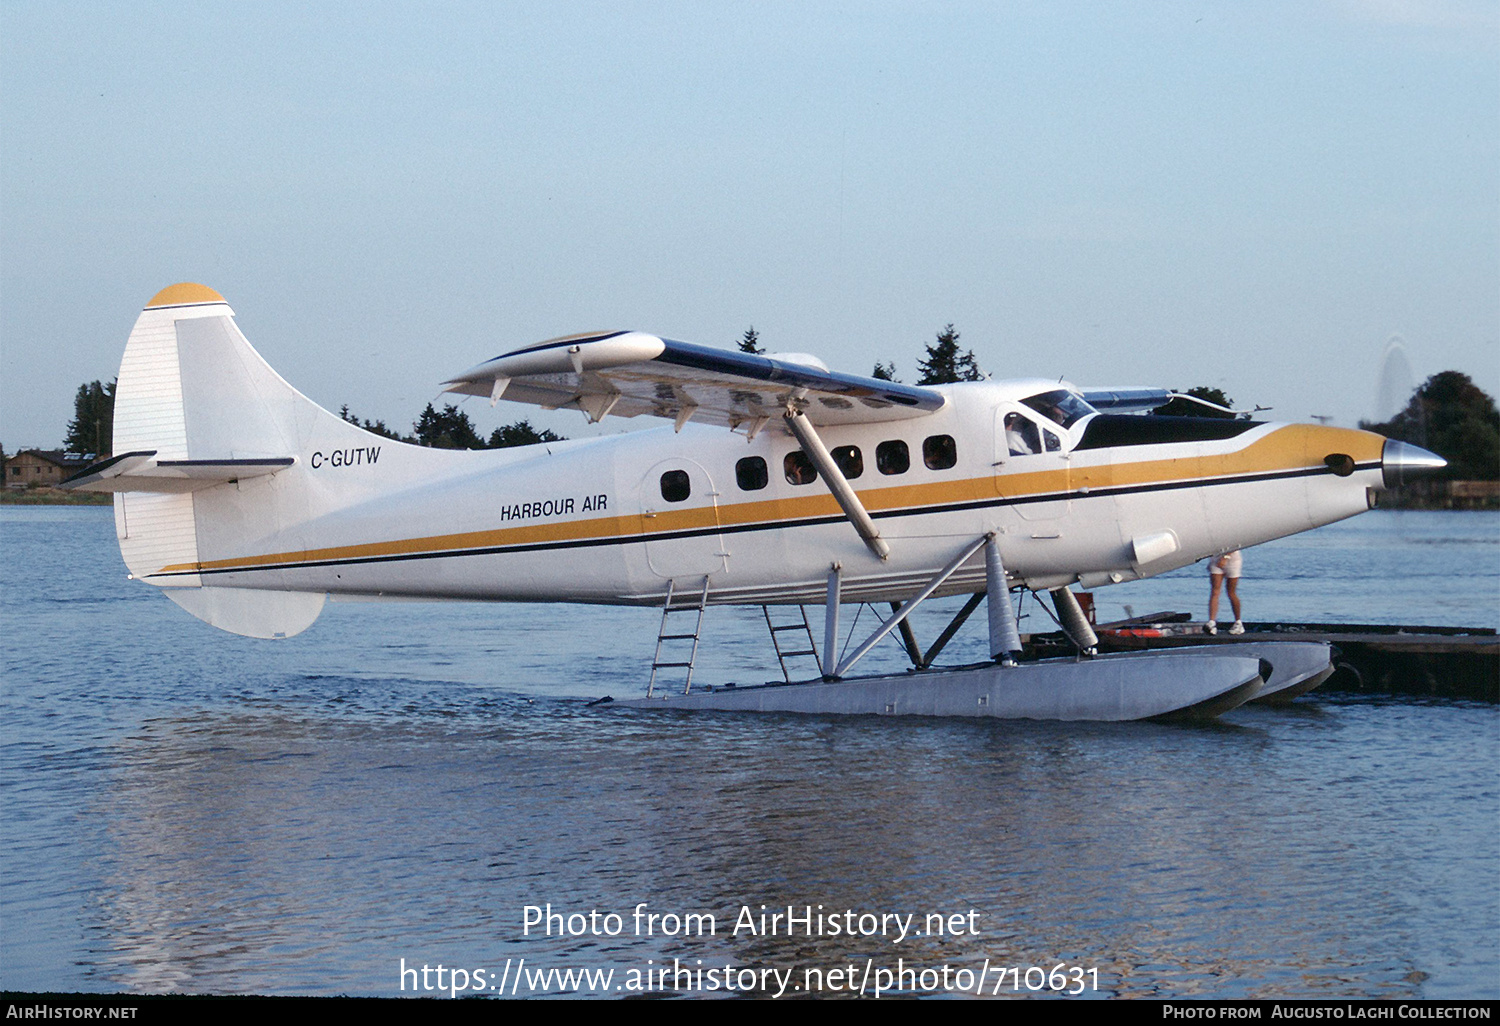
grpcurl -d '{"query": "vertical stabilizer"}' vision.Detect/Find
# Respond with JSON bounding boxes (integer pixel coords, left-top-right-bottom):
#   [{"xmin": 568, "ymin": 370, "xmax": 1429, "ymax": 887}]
[{"xmin": 107, "ymin": 283, "xmax": 337, "ymax": 637}]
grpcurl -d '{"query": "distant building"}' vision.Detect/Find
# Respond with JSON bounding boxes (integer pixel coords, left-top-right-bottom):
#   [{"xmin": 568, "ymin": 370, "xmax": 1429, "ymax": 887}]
[{"xmin": 4, "ymin": 450, "xmax": 95, "ymax": 488}]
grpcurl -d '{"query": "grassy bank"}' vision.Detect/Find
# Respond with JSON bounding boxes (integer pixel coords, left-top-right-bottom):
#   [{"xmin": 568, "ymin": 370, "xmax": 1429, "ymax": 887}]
[{"xmin": 1, "ymin": 487, "xmax": 111, "ymax": 506}]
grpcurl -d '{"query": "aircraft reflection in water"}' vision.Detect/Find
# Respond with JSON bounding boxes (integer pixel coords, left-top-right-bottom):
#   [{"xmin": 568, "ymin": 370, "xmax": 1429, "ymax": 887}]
[{"xmin": 65, "ymin": 284, "xmax": 1446, "ymax": 720}]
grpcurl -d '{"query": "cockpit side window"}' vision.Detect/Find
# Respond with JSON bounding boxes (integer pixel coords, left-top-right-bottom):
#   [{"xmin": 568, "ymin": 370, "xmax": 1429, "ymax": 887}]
[
  {"xmin": 1021, "ymin": 389, "xmax": 1095, "ymax": 429},
  {"xmin": 1003, "ymin": 412, "xmax": 1042, "ymax": 456}
]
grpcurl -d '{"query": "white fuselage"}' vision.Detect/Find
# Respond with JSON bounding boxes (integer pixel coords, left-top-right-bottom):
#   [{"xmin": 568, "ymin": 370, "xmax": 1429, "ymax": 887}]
[{"xmin": 156, "ymin": 381, "xmax": 1385, "ymax": 607}]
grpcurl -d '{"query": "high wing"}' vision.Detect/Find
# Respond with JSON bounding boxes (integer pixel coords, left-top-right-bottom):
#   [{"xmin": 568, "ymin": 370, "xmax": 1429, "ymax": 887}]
[
  {"xmin": 1077, "ymin": 387, "xmax": 1173, "ymax": 413},
  {"xmin": 1078, "ymin": 387, "xmax": 1247, "ymax": 416},
  {"xmin": 443, "ymin": 331, "xmax": 947, "ymax": 432}
]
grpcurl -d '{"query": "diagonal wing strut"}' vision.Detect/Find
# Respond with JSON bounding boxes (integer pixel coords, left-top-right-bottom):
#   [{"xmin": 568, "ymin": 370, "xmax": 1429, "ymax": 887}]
[{"xmin": 782, "ymin": 406, "xmax": 890, "ymax": 561}]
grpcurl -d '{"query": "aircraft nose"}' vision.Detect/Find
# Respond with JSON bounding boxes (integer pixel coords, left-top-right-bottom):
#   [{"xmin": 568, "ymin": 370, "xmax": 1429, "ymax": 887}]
[{"xmin": 1381, "ymin": 439, "xmax": 1447, "ymax": 488}]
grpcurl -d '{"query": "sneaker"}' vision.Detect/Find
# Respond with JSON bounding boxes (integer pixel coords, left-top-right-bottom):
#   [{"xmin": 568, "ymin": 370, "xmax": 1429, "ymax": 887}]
[
  {"xmin": 1229, "ymin": 621, "xmax": 1245, "ymax": 635},
  {"xmin": 1205, "ymin": 621, "xmax": 1217, "ymax": 635}
]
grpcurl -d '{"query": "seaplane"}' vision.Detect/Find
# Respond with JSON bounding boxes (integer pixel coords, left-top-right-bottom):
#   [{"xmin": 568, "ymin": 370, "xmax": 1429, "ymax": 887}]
[{"xmin": 63, "ymin": 283, "xmax": 1448, "ymax": 721}]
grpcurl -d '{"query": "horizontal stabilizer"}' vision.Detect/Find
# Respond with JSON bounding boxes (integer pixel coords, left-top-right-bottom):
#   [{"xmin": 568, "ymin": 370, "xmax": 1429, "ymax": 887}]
[
  {"xmin": 444, "ymin": 332, "xmax": 947, "ymax": 430},
  {"xmin": 61, "ymin": 450, "xmax": 295, "ymax": 494}
]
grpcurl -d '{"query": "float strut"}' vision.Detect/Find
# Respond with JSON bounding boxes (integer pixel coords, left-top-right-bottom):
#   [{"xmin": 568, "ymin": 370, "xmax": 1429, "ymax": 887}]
[
  {"xmin": 923, "ymin": 592, "xmax": 985, "ymax": 668},
  {"xmin": 822, "ymin": 563, "xmax": 841, "ymax": 679},
  {"xmin": 1051, "ymin": 586, "xmax": 1099, "ymax": 657},
  {"xmin": 891, "ymin": 604, "xmax": 924, "ymax": 668},
  {"xmin": 985, "ymin": 534, "xmax": 1022, "ymax": 666}
]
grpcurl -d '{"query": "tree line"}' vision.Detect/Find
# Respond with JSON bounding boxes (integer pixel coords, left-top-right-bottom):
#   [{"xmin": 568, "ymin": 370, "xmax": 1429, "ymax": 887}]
[
  {"xmin": 738, "ymin": 323, "xmax": 985, "ymax": 386},
  {"xmin": 41, "ymin": 381, "xmax": 562, "ymax": 458},
  {"xmin": 337, "ymin": 403, "xmax": 562, "ymax": 450},
  {"xmin": 37, "ymin": 335, "xmax": 1500, "ymax": 482},
  {"xmin": 1358, "ymin": 371, "xmax": 1499, "ymax": 481}
]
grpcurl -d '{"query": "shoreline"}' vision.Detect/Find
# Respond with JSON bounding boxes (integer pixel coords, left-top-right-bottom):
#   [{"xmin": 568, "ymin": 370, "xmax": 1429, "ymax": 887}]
[
  {"xmin": 1380, "ymin": 481, "xmax": 1500, "ymax": 511},
  {"xmin": 0, "ymin": 487, "xmax": 111, "ymax": 505},
  {"xmin": 4, "ymin": 489, "xmax": 1494, "ymax": 510}
]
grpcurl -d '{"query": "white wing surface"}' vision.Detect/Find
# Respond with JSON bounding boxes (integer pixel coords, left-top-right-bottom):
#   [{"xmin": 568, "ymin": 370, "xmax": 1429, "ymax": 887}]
[
  {"xmin": 1077, "ymin": 387, "xmax": 1173, "ymax": 413},
  {"xmin": 444, "ymin": 332, "xmax": 947, "ymax": 430},
  {"xmin": 1078, "ymin": 388, "xmax": 1242, "ymax": 416}
]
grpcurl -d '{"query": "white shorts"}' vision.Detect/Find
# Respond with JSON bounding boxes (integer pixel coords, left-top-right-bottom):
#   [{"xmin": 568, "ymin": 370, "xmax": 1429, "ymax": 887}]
[{"xmin": 1209, "ymin": 551, "xmax": 1243, "ymax": 578}]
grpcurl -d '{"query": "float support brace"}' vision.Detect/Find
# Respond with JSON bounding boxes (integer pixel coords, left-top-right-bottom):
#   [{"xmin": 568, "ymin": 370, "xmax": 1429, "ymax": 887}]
[
  {"xmin": 923, "ymin": 592, "xmax": 986, "ymax": 668},
  {"xmin": 891, "ymin": 603, "xmax": 925, "ymax": 668},
  {"xmin": 832, "ymin": 535, "xmax": 988, "ymax": 679},
  {"xmin": 986, "ymin": 534, "xmax": 1023, "ymax": 665},
  {"xmin": 1051, "ymin": 586, "xmax": 1099, "ymax": 656}
]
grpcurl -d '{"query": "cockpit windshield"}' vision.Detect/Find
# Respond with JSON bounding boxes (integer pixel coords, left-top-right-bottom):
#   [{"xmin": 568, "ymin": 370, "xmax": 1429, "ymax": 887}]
[{"xmin": 1021, "ymin": 389, "xmax": 1095, "ymax": 429}]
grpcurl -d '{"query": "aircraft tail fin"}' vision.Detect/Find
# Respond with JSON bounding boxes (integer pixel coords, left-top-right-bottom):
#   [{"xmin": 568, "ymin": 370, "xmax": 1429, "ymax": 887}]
[{"xmin": 78, "ymin": 283, "xmax": 381, "ymax": 638}]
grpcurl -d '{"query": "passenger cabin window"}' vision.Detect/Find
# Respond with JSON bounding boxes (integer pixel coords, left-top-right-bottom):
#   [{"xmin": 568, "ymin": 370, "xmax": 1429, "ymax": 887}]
[
  {"xmin": 736, "ymin": 456, "xmax": 768, "ymax": 491},
  {"xmin": 923, "ymin": 434, "xmax": 957, "ymax": 470},
  {"xmin": 876, "ymin": 440, "xmax": 909, "ymax": 475},
  {"xmin": 784, "ymin": 451, "xmax": 817, "ymax": 485},
  {"xmin": 660, "ymin": 469, "xmax": 691, "ymax": 502},
  {"xmin": 831, "ymin": 445, "xmax": 863, "ymax": 479}
]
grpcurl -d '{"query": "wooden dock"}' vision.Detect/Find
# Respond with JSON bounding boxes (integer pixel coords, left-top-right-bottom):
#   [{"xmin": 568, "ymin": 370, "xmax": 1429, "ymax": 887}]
[{"xmin": 1028, "ymin": 613, "xmax": 1498, "ymax": 702}]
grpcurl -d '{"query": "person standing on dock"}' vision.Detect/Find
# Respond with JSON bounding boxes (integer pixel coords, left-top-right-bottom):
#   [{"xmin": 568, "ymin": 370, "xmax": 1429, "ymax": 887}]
[{"xmin": 1207, "ymin": 551, "xmax": 1244, "ymax": 635}]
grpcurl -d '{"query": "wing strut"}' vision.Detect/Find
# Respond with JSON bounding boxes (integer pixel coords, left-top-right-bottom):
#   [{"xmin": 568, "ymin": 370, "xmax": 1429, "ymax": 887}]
[{"xmin": 783, "ymin": 408, "xmax": 890, "ymax": 561}]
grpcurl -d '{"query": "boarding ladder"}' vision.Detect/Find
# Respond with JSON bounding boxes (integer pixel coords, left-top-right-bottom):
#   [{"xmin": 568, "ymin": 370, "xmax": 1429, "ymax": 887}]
[
  {"xmin": 647, "ymin": 577, "xmax": 711, "ymax": 697},
  {"xmin": 761, "ymin": 605, "xmax": 822, "ymax": 682}
]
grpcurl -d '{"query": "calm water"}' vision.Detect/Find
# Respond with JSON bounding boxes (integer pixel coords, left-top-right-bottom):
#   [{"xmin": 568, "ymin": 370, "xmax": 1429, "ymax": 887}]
[{"xmin": 1, "ymin": 506, "xmax": 1496, "ymax": 998}]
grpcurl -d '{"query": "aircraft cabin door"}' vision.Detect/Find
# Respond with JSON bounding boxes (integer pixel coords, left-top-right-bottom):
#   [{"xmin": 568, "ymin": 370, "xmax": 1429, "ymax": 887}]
[
  {"xmin": 639, "ymin": 457, "xmax": 729, "ymax": 579},
  {"xmin": 994, "ymin": 405, "xmax": 1071, "ymax": 521}
]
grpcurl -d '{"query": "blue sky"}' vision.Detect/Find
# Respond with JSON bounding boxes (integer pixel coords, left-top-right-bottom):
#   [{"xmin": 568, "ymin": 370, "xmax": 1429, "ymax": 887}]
[{"xmin": 2, "ymin": 1, "xmax": 1495, "ymax": 449}]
